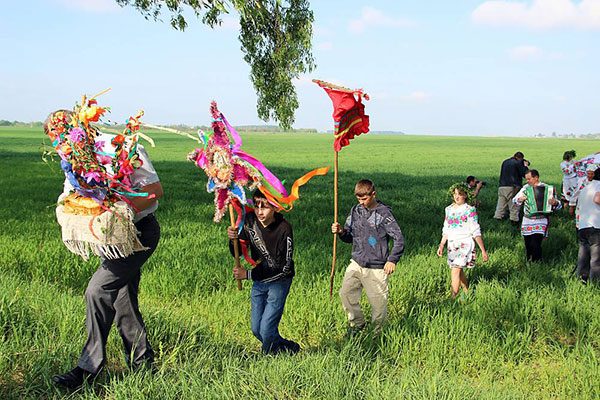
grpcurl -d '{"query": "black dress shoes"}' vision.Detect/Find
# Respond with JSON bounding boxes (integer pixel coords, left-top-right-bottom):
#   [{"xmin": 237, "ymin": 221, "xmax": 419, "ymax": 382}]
[{"xmin": 52, "ymin": 366, "xmax": 97, "ymax": 388}]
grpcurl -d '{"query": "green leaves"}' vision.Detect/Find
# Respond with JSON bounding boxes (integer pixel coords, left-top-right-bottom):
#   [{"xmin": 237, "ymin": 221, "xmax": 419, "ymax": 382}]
[{"xmin": 115, "ymin": 0, "xmax": 315, "ymax": 130}]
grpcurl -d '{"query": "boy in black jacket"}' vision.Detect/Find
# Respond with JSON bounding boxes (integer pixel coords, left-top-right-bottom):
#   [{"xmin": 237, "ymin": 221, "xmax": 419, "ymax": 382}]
[{"xmin": 227, "ymin": 190, "xmax": 299, "ymax": 355}]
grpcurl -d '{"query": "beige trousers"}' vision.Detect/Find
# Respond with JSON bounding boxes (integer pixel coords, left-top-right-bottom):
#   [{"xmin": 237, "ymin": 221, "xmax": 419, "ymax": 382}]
[
  {"xmin": 494, "ymin": 186, "xmax": 521, "ymax": 221},
  {"xmin": 339, "ymin": 259, "xmax": 389, "ymax": 329}
]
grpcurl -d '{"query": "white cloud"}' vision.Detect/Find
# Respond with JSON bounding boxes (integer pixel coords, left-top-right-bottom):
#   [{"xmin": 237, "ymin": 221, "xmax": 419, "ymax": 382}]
[
  {"xmin": 316, "ymin": 41, "xmax": 333, "ymax": 51},
  {"xmin": 472, "ymin": 0, "xmax": 600, "ymax": 30},
  {"xmin": 57, "ymin": 0, "xmax": 121, "ymax": 12},
  {"xmin": 348, "ymin": 6, "xmax": 418, "ymax": 34},
  {"xmin": 509, "ymin": 45, "xmax": 564, "ymax": 60}
]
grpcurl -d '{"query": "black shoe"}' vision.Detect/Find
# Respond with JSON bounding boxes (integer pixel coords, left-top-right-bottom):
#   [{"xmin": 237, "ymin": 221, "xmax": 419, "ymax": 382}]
[
  {"xmin": 52, "ymin": 366, "xmax": 97, "ymax": 389},
  {"xmin": 131, "ymin": 359, "xmax": 157, "ymax": 374},
  {"xmin": 344, "ymin": 324, "xmax": 365, "ymax": 339},
  {"xmin": 286, "ymin": 341, "xmax": 301, "ymax": 354}
]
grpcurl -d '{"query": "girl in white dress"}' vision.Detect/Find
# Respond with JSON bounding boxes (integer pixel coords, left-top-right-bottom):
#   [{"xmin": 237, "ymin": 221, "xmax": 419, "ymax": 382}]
[{"xmin": 437, "ymin": 183, "xmax": 488, "ymax": 298}]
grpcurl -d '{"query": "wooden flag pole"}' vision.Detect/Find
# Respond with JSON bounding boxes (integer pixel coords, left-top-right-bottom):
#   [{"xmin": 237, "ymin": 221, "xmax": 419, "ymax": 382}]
[
  {"xmin": 311, "ymin": 79, "xmax": 369, "ymax": 99},
  {"xmin": 229, "ymin": 203, "xmax": 243, "ymax": 290},
  {"xmin": 329, "ymin": 150, "xmax": 339, "ymax": 298}
]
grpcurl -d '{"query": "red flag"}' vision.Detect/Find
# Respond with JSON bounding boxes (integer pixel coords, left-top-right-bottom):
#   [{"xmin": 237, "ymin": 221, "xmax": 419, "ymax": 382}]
[{"xmin": 317, "ymin": 82, "xmax": 370, "ymax": 151}]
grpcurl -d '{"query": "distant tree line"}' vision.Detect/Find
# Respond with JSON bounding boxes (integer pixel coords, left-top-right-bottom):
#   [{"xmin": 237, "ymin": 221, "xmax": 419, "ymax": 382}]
[{"xmin": 0, "ymin": 120, "xmax": 43, "ymax": 127}]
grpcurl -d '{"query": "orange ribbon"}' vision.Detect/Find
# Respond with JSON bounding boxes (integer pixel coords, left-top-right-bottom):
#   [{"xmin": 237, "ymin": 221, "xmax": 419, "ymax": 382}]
[{"xmin": 259, "ymin": 166, "xmax": 330, "ymax": 211}]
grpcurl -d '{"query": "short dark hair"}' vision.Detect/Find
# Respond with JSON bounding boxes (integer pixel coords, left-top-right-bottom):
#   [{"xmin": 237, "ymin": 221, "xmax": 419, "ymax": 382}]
[
  {"xmin": 514, "ymin": 152, "xmax": 524, "ymax": 159},
  {"xmin": 252, "ymin": 189, "xmax": 267, "ymax": 202},
  {"xmin": 466, "ymin": 176, "xmax": 476, "ymax": 184},
  {"xmin": 527, "ymin": 169, "xmax": 539, "ymax": 178},
  {"xmin": 594, "ymin": 169, "xmax": 600, "ymax": 181},
  {"xmin": 563, "ymin": 150, "xmax": 576, "ymax": 161},
  {"xmin": 355, "ymin": 179, "xmax": 375, "ymax": 196}
]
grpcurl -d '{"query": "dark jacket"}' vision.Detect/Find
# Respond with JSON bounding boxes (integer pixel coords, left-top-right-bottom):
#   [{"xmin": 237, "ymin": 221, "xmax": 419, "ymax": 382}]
[
  {"xmin": 230, "ymin": 212, "xmax": 294, "ymax": 283},
  {"xmin": 499, "ymin": 157, "xmax": 528, "ymax": 187},
  {"xmin": 339, "ymin": 201, "xmax": 405, "ymax": 268}
]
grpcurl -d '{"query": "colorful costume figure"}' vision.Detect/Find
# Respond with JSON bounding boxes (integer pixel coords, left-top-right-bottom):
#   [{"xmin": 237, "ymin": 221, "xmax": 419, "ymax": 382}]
[
  {"xmin": 443, "ymin": 203, "xmax": 481, "ymax": 268},
  {"xmin": 50, "ymin": 100, "xmax": 162, "ymax": 388},
  {"xmin": 188, "ymin": 101, "xmax": 328, "ymax": 224},
  {"xmin": 513, "ymin": 182, "xmax": 562, "ymax": 262}
]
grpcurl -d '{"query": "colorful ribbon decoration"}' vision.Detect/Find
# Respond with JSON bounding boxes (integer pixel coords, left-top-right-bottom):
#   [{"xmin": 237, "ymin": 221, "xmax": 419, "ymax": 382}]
[
  {"xmin": 188, "ymin": 101, "xmax": 329, "ymax": 226},
  {"xmin": 44, "ymin": 92, "xmax": 154, "ymax": 212}
]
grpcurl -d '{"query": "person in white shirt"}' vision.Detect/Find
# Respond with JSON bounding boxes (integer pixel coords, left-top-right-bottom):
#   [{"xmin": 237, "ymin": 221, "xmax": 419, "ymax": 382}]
[
  {"xmin": 575, "ymin": 168, "xmax": 600, "ymax": 282},
  {"xmin": 513, "ymin": 170, "xmax": 561, "ymax": 262}
]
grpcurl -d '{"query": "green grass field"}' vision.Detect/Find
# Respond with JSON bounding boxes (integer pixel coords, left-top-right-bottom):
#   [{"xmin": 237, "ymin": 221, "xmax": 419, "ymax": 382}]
[{"xmin": 1, "ymin": 126, "xmax": 600, "ymax": 399}]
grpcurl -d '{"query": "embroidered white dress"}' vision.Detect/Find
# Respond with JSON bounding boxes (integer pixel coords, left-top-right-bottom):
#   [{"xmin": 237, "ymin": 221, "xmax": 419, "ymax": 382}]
[
  {"xmin": 560, "ymin": 160, "xmax": 578, "ymax": 203},
  {"xmin": 443, "ymin": 203, "xmax": 481, "ymax": 268}
]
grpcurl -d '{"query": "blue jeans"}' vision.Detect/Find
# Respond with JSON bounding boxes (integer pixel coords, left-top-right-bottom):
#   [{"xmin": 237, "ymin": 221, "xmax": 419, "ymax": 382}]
[
  {"xmin": 250, "ymin": 278, "xmax": 299, "ymax": 354},
  {"xmin": 577, "ymin": 228, "xmax": 600, "ymax": 282}
]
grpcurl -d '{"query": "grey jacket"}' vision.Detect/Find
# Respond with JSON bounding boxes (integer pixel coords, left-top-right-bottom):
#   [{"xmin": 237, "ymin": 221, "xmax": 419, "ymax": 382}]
[{"xmin": 339, "ymin": 201, "xmax": 405, "ymax": 268}]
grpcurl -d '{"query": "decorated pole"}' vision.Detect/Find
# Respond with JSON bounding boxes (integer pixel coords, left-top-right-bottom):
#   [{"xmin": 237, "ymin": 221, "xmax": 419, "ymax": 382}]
[
  {"xmin": 330, "ymin": 150, "xmax": 339, "ymax": 297},
  {"xmin": 313, "ymin": 79, "xmax": 370, "ymax": 298},
  {"xmin": 229, "ymin": 204, "xmax": 243, "ymax": 290}
]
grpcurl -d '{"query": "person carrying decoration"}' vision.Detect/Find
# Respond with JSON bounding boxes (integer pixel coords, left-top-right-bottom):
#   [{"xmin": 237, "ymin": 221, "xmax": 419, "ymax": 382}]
[
  {"xmin": 46, "ymin": 99, "xmax": 162, "ymax": 389},
  {"xmin": 331, "ymin": 179, "xmax": 405, "ymax": 336},
  {"xmin": 437, "ymin": 183, "xmax": 488, "ymax": 299},
  {"xmin": 187, "ymin": 101, "xmax": 327, "ymax": 354},
  {"xmin": 513, "ymin": 169, "xmax": 561, "ymax": 262},
  {"xmin": 227, "ymin": 189, "xmax": 300, "ymax": 355}
]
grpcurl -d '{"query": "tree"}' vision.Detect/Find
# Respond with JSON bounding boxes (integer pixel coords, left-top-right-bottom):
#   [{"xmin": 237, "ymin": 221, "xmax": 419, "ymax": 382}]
[{"xmin": 115, "ymin": 0, "xmax": 315, "ymax": 130}]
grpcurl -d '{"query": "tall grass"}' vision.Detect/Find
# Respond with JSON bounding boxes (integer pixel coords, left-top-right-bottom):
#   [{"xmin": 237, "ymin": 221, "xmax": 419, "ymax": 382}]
[{"xmin": 1, "ymin": 127, "xmax": 600, "ymax": 399}]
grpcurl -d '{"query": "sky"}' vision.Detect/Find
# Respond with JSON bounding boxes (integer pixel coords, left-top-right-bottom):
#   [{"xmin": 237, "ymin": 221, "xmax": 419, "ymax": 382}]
[{"xmin": 1, "ymin": 0, "xmax": 599, "ymax": 136}]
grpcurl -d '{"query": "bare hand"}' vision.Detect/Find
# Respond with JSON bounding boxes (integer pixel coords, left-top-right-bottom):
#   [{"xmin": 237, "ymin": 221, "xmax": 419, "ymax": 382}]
[
  {"xmin": 384, "ymin": 261, "xmax": 396, "ymax": 275},
  {"xmin": 550, "ymin": 199, "xmax": 559, "ymax": 206},
  {"xmin": 227, "ymin": 226, "xmax": 239, "ymax": 240},
  {"xmin": 518, "ymin": 195, "xmax": 527, "ymax": 203},
  {"xmin": 233, "ymin": 266, "xmax": 247, "ymax": 280},
  {"xmin": 476, "ymin": 181, "xmax": 483, "ymax": 189},
  {"xmin": 436, "ymin": 245, "xmax": 444, "ymax": 257},
  {"xmin": 569, "ymin": 206, "xmax": 575, "ymax": 216},
  {"xmin": 331, "ymin": 222, "xmax": 342, "ymax": 234},
  {"xmin": 482, "ymin": 251, "xmax": 489, "ymax": 262}
]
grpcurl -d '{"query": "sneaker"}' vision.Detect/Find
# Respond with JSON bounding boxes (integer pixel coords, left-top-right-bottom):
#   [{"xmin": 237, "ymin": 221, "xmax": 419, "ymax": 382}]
[{"xmin": 52, "ymin": 366, "xmax": 97, "ymax": 389}]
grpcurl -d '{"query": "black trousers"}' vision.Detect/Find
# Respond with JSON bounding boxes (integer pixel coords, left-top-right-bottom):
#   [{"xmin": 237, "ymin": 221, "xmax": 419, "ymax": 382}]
[
  {"xmin": 524, "ymin": 234, "xmax": 544, "ymax": 262},
  {"xmin": 77, "ymin": 214, "xmax": 160, "ymax": 374}
]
